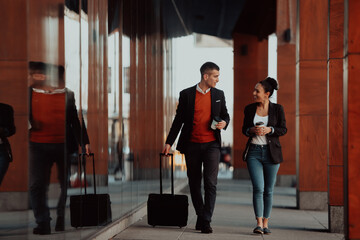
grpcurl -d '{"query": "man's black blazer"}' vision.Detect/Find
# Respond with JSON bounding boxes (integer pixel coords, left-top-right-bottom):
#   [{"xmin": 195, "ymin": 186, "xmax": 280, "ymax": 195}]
[
  {"xmin": 65, "ymin": 90, "xmax": 90, "ymax": 154},
  {"xmin": 0, "ymin": 103, "xmax": 16, "ymax": 162},
  {"xmin": 166, "ymin": 85, "xmax": 230, "ymax": 154},
  {"xmin": 242, "ymin": 102, "xmax": 287, "ymax": 163}
]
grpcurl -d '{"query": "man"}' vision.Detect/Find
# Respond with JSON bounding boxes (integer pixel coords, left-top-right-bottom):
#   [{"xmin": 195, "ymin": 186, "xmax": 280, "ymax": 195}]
[
  {"xmin": 0, "ymin": 102, "xmax": 15, "ymax": 185},
  {"xmin": 162, "ymin": 62, "xmax": 230, "ymax": 234},
  {"xmin": 28, "ymin": 62, "xmax": 91, "ymax": 235}
]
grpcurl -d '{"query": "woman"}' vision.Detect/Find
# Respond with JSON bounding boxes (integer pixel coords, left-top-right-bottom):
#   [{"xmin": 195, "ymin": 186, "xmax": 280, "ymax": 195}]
[
  {"xmin": 0, "ymin": 102, "xmax": 16, "ymax": 186},
  {"xmin": 242, "ymin": 77, "xmax": 287, "ymax": 235}
]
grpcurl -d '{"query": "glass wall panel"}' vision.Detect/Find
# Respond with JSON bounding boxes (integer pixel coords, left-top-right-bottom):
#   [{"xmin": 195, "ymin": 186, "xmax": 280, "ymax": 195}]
[
  {"xmin": 0, "ymin": 0, "xmax": 178, "ymax": 239},
  {"xmin": 64, "ymin": 1, "xmax": 92, "ymax": 238},
  {"xmin": 27, "ymin": 0, "xmax": 75, "ymax": 238}
]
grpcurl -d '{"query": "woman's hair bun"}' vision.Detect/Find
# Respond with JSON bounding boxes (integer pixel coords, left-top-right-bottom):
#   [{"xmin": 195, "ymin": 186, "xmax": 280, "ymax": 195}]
[{"xmin": 265, "ymin": 77, "xmax": 279, "ymax": 90}]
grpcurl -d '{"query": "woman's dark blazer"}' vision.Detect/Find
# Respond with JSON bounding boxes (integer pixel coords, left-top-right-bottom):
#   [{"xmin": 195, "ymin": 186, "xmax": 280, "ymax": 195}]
[
  {"xmin": 165, "ymin": 85, "xmax": 230, "ymax": 154},
  {"xmin": 242, "ymin": 102, "xmax": 287, "ymax": 163},
  {"xmin": 0, "ymin": 103, "xmax": 16, "ymax": 162}
]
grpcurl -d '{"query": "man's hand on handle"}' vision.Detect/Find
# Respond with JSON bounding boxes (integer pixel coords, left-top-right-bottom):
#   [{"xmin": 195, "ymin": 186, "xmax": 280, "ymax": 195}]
[
  {"xmin": 85, "ymin": 144, "xmax": 92, "ymax": 155},
  {"xmin": 162, "ymin": 144, "xmax": 171, "ymax": 155}
]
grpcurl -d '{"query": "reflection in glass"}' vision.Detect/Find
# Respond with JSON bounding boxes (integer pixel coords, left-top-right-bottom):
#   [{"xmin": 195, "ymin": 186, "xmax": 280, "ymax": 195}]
[{"xmin": 1, "ymin": 0, "xmax": 181, "ymax": 239}]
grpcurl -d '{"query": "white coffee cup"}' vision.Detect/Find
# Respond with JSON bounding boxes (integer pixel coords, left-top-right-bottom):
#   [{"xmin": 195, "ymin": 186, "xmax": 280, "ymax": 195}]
[{"xmin": 211, "ymin": 116, "xmax": 222, "ymax": 130}]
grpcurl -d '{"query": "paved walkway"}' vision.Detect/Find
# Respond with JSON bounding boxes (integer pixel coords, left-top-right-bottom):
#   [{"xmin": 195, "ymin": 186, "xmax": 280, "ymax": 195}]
[
  {"xmin": 112, "ymin": 179, "xmax": 345, "ymax": 240},
  {"xmin": 0, "ymin": 179, "xmax": 178, "ymax": 240}
]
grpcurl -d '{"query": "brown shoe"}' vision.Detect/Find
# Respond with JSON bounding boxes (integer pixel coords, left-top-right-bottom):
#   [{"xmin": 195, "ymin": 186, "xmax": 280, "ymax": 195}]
[
  {"xmin": 195, "ymin": 216, "xmax": 203, "ymax": 230},
  {"xmin": 33, "ymin": 222, "xmax": 51, "ymax": 235},
  {"xmin": 201, "ymin": 221, "xmax": 213, "ymax": 234}
]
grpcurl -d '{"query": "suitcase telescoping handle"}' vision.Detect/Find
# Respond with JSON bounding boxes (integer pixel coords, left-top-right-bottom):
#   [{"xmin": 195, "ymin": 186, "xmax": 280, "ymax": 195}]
[
  {"xmin": 79, "ymin": 153, "xmax": 96, "ymax": 195},
  {"xmin": 159, "ymin": 153, "xmax": 174, "ymax": 195}
]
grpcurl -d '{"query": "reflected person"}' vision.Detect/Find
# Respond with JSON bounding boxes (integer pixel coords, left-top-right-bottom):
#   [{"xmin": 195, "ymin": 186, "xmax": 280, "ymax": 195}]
[
  {"xmin": 0, "ymin": 102, "xmax": 16, "ymax": 185},
  {"xmin": 162, "ymin": 62, "xmax": 230, "ymax": 234},
  {"xmin": 28, "ymin": 62, "xmax": 91, "ymax": 235}
]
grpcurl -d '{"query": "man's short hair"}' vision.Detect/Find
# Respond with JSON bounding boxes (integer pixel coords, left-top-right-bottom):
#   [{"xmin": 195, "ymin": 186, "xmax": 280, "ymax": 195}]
[
  {"xmin": 200, "ymin": 62, "xmax": 220, "ymax": 77},
  {"xmin": 28, "ymin": 61, "xmax": 46, "ymax": 72}
]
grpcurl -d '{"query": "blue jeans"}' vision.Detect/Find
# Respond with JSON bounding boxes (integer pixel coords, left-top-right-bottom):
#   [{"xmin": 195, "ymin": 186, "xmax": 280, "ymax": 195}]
[
  {"xmin": 246, "ymin": 144, "xmax": 280, "ymax": 219},
  {"xmin": 0, "ymin": 144, "xmax": 10, "ymax": 185}
]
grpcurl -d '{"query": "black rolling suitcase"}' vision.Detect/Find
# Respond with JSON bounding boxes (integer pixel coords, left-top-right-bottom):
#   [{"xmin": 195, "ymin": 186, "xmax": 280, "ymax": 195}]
[
  {"xmin": 70, "ymin": 153, "xmax": 112, "ymax": 228},
  {"xmin": 147, "ymin": 153, "xmax": 188, "ymax": 227}
]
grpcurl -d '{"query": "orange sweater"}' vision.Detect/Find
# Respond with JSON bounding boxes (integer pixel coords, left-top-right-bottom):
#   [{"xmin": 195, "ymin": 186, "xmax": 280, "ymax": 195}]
[
  {"xmin": 190, "ymin": 91, "xmax": 216, "ymax": 143},
  {"xmin": 30, "ymin": 91, "xmax": 66, "ymax": 143}
]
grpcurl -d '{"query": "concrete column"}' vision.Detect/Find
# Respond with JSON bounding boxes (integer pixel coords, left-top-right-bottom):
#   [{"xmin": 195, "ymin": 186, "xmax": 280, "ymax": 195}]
[
  {"xmin": 0, "ymin": 0, "xmax": 29, "ymax": 210},
  {"xmin": 0, "ymin": 0, "xmax": 65, "ymax": 209},
  {"xmin": 233, "ymin": 33, "xmax": 268, "ymax": 179},
  {"xmin": 128, "ymin": 0, "xmax": 167, "ymax": 180},
  {"xmin": 87, "ymin": 0, "xmax": 109, "ymax": 184},
  {"xmin": 328, "ymin": 0, "xmax": 345, "ymax": 233},
  {"xmin": 129, "ymin": 1, "xmax": 138, "ymax": 179},
  {"xmin": 296, "ymin": 0, "xmax": 328, "ymax": 210},
  {"xmin": 276, "ymin": 0, "xmax": 297, "ymax": 187},
  {"xmin": 345, "ymin": 1, "xmax": 360, "ymax": 238}
]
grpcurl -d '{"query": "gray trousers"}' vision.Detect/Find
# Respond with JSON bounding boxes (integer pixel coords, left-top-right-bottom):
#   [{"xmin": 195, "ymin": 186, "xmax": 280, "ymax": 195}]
[
  {"xmin": 29, "ymin": 142, "xmax": 68, "ymax": 224},
  {"xmin": 184, "ymin": 141, "xmax": 220, "ymax": 222}
]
